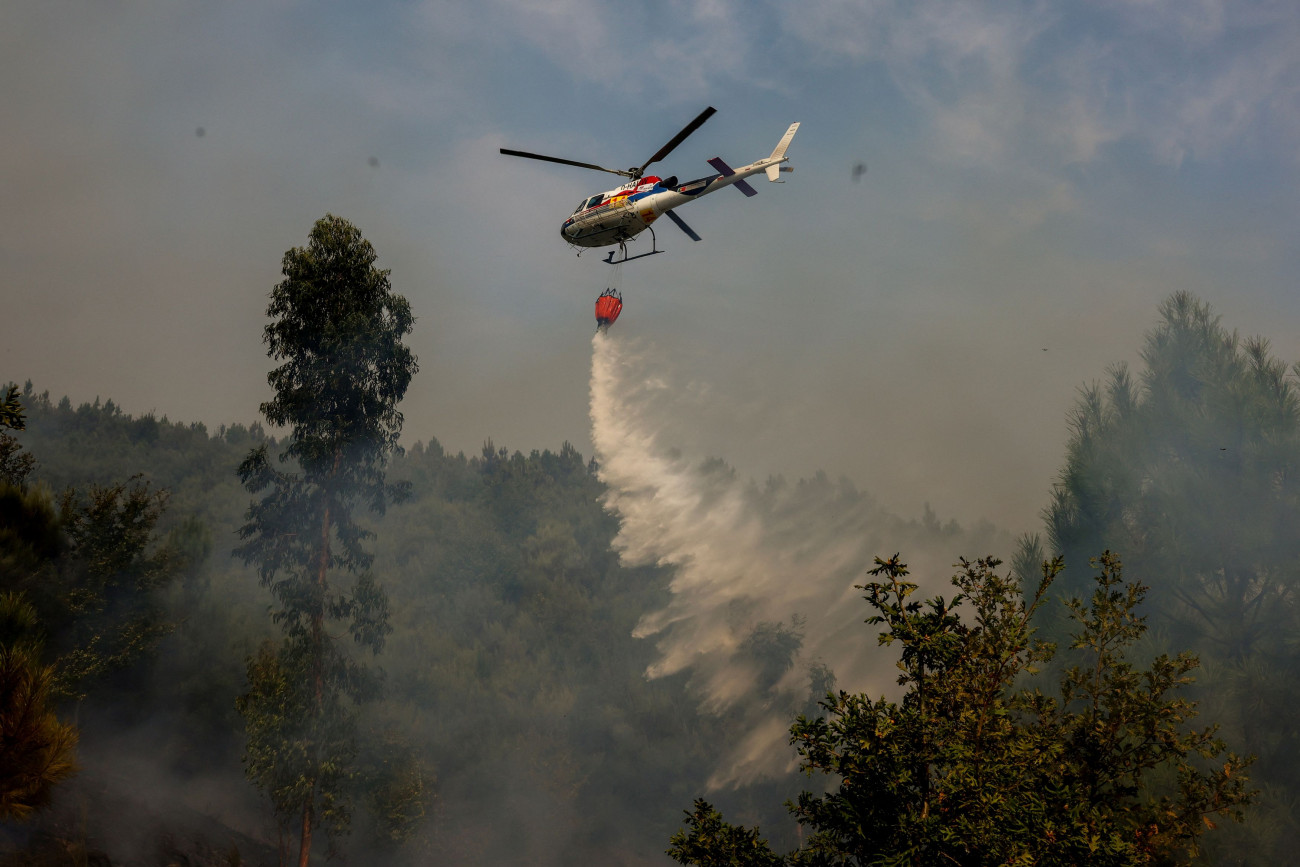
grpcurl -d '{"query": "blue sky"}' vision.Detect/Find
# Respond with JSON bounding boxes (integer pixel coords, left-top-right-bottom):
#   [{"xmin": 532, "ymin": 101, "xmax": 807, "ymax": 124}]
[{"xmin": 4, "ymin": 0, "xmax": 1299, "ymax": 533}]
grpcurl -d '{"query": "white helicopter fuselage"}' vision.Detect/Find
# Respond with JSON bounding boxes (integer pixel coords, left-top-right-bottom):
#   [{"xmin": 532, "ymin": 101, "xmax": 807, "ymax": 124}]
[{"xmin": 560, "ymin": 123, "xmax": 799, "ymax": 249}]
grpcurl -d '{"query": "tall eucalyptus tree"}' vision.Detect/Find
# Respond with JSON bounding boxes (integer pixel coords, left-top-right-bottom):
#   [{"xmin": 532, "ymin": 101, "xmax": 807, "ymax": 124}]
[{"xmin": 236, "ymin": 215, "xmax": 417, "ymax": 866}]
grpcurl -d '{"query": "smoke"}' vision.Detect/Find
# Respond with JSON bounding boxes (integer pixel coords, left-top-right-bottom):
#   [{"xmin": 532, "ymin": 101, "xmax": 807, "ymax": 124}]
[{"xmin": 589, "ymin": 331, "xmax": 1008, "ymax": 787}]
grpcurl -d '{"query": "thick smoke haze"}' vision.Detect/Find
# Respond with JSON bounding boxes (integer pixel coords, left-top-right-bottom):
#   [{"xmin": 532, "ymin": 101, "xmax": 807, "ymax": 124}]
[
  {"xmin": 590, "ymin": 331, "xmax": 1008, "ymax": 785},
  {"xmin": 7, "ymin": 0, "xmax": 1300, "ymax": 538},
  {"xmin": 7, "ymin": 1, "xmax": 1300, "ymax": 861}
]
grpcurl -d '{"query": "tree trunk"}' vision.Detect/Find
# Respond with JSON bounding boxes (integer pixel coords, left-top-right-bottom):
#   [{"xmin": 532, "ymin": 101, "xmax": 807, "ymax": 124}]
[
  {"xmin": 299, "ymin": 448, "xmax": 340, "ymax": 867},
  {"xmin": 298, "ymin": 802, "xmax": 313, "ymax": 867}
]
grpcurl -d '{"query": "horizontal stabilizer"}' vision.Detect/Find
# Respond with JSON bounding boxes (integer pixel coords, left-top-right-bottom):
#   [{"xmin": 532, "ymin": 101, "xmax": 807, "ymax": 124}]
[{"xmin": 708, "ymin": 157, "xmax": 757, "ymax": 196}]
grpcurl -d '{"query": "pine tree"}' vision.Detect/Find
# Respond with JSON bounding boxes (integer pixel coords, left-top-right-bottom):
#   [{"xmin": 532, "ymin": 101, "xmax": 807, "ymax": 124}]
[
  {"xmin": 1042, "ymin": 292, "xmax": 1300, "ymax": 860},
  {"xmin": 0, "ymin": 591, "xmax": 78, "ymax": 821},
  {"xmin": 0, "ymin": 383, "xmax": 36, "ymax": 487}
]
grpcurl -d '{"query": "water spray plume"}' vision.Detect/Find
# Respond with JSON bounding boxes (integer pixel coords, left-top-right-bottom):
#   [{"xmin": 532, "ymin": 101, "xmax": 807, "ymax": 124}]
[{"xmin": 589, "ymin": 331, "xmax": 1008, "ymax": 786}]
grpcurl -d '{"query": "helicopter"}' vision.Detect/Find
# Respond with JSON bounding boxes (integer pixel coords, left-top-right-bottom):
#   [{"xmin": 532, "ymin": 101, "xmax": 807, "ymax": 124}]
[{"xmin": 500, "ymin": 107, "xmax": 799, "ymax": 264}]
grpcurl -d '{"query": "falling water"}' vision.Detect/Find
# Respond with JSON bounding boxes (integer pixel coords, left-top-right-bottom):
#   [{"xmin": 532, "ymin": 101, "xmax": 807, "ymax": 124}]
[{"xmin": 589, "ymin": 330, "xmax": 1007, "ymax": 785}]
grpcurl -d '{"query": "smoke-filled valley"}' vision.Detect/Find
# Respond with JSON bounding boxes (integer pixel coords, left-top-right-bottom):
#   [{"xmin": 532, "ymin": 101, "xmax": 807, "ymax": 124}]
[
  {"xmin": 6, "ymin": 0, "xmax": 1300, "ymax": 861},
  {"xmin": 5, "ymin": 291, "xmax": 1300, "ymax": 864},
  {"xmin": 0, "ymin": 345, "xmax": 1005, "ymax": 864}
]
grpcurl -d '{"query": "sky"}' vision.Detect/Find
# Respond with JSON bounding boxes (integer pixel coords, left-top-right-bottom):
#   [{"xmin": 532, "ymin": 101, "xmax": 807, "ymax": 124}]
[{"xmin": 4, "ymin": 0, "xmax": 1300, "ymax": 535}]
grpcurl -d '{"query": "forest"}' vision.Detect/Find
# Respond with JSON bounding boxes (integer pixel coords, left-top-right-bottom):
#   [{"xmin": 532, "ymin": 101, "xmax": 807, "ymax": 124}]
[{"xmin": 3, "ymin": 219, "xmax": 1299, "ymax": 866}]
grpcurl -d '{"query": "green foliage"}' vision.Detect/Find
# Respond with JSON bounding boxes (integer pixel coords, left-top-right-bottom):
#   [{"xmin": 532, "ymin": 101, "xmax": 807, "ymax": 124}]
[
  {"xmin": 668, "ymin": 799, "xmax": 786, "ymax": 867},
  {"xmin": 7, "ymin": 290, "xmax": 1290, "ymax": 864},
  {"xmin": 236, "ymin": 214, "xmax": 415, "ymax": 648},
  {"xmin": 12, "ymin": 388, "xmax": 720, "ymax": 862},
  {"xmin": 1047, "ymin": 292, "xmax": 1300, "ymax": 659},
  {"xmin": 356, "ymin": 730, "xmax": 433, "ymax": 848},
  {"xmin": 235, "ymin": 214, "xmax": 418, "ymax": 861},
  {"xmin": 0, "ymin": 592, "xmax": 78, "ymax": 822},
  {"xmin": 237, "ymin": 639, "xmax": 360, "ymax": 847},
  {"xmin": 0, "ymin": 483, "xmax": 63, "ymax": 583},
  {"xmin": 9, "ymin": 385, "xmax": 261, "ymax": 540},
  {"xmin": 257, "ymin": 212, "xmax": 415, "ymax": 490},
  {"xmin": 372, "ymin": 438, "xmax": 739, "ymax": 863},
  {"xmin": 0, "ymin": 384, "xmax": 36, "ymax": 488},
  {"xmin": 0, "ymin": 384, "xmax": 24, "ymax": 431},
  {"xmin": 1043, "ymin": 292, "xmax": 1300, "ymax": 861},
  {"xmin": 0, "ymin": 390, "xmax": 183, "ymax": 824},
  {"xmin": 0, "ymin": 474, "xmax": 186, "ymax": 702},
  {"xmin": 8, "ymin": 390, "xmax": 269, "ymax": 806},
  {"xmin": 1034, "ymin": 553, "xmax": 1252, "ymax": 865},
  {"xmin": 672, "ymin": 553, "xmax": 1251, "ymax": 867},
  {"xmin": 49, "ymin": 478, "xmax": 183, "ymax": 699}
]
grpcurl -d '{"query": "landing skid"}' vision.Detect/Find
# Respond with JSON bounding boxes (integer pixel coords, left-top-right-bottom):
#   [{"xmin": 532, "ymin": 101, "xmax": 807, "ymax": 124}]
[{"xmin": 603, "ymin": 228, "xmax": 664, "ymax": 265}]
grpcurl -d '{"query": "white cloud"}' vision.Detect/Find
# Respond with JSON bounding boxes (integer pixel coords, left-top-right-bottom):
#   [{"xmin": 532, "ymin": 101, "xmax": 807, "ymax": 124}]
[
  {"xmin": 778, "ymin": 0, "xmax": 1299, "ymax": 168},
  {"xmin": 409, "ymin": 0, "xmax": 763, "ymax": 101},
  {"xmin": 383, "ymin": 0, "xmax": 1300, "ymax": 172}
]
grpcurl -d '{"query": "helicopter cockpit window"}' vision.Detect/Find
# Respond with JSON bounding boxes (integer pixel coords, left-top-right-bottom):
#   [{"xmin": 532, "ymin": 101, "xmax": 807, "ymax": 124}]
[
  {"xmin": 573, "ymin": 201, "xmax": 588, "ymax": 215},
  {"xmin": 586, "ymin": 195, "xmax": 603, "ymax": 210}
]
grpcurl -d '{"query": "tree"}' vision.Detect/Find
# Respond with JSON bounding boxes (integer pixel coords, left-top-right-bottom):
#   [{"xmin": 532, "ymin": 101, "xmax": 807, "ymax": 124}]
[
  {"xmin": 1043, "ymin": 292, "xmax": 1300, "ymax": 860},
  {"xmin": 0, "ymin": 383, "xmax": 36, "ymax": 488},
  {"xmin": 236, "ymin": 214, "xmax": 417, "ymax": 866},
  {"xmin": 1047, "ymin": 292, "xmax": 1300, "ymax": 659},
  {"xmin": 669, "ymin": 799, "xmax": 786, "ymax": 867},
  {"xmin": 668, "ymin": 553, "xmax": 1251, "ymax": 867},
  {"xmin": 0, "ymin": 591, "xmax": 78, "ymax": 821},
  {"xmin": 50, "ymin": 478, "xmax": 183, "ymax": 698},
  {"xmin": 0, "ymin": 385, "xmax": 24, "ymax": 431},
  {"xmin": 1, "ymin": 388, "xmax": 185, "ymax": 703},
  {"xmin": 0, "ymin": 389, "xmax": 187, "ymax": 824}
]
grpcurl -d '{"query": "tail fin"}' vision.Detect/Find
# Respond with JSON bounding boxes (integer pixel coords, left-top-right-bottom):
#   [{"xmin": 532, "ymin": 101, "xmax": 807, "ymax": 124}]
[{"xmin": 768, "ymin": 122, "xmax": 800, "ymax": 161}]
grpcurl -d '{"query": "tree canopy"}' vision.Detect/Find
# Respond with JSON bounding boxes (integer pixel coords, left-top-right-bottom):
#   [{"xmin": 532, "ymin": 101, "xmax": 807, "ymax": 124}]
[
  {"xmin": 1041, "ymin": 291, "xmax": 1300, "ymax": 861},
  {"xmin": 669, "ymin": 553, "xmax": 1251, "ymax": 867}
]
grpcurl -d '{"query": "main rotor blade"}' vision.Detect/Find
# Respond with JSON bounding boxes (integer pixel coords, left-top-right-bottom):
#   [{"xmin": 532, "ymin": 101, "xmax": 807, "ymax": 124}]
[
  {"xmin": 664, "ymin": 209, "xmax": 702, "ymax": 242},
  {"xmin": 638, "ymin": 106, "xmax": 717, "ymax": 175},
  {"xmin": 499, "ymin": 148, "xmax": 633, "ymax": 178}
]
